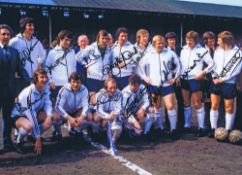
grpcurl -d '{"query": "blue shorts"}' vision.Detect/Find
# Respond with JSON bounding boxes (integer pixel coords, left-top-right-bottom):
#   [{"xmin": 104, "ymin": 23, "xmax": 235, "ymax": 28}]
[
  {"xmin": 146, "ymin": 85, "xmax": 174, "ymax": 97},
  {"xmin": 86, "ymin": 78, "xmax": 104, "ymax": 92},
  {"xmin": 181, "ymin": 79, "xmax": 202, "ymax": 93},
  {"xmin": 68, "ymin": 108, "xmax": 82, "ymax": 118},
  {"xmin": 210, "ymin": 83, "xmax": 236, "ymax": 99},
  {"xmin": 113, "ymin": 76, "xmax": 130, "ymax": 90}
]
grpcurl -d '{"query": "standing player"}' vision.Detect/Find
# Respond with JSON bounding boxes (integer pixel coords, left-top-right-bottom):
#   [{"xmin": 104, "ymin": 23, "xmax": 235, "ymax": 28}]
[
  {"xmin": 164, "ymin": 32, "xmax": 184, "ymax": 132},
  {"xmin": 139, "ymin": 35, "xmax": 181, "ymax": 139},
  {"xmin": 209, "ymin": 31, "xmax": 242, "ymax": 137},
  {"xmin": 44, "ymin": 30, "xmax": 76, "ymax": 139},
  {"xmin": 180, "ymin": 31, "xmax": 215, "ymax": 136},
  {"xmin": 202, "ymin": 31, "xmax": 218, "ymax": 136},
  {"xmin": 76, "ymin": 30, "xmax": 113, "ymax": 105},
  {"xmin": 9, "ymin": 17, "xmax": 45, "ymax": 88},
  {"xmin": 112, "ymin": 27, "xmax": 139, "ymax": 90},
  {"xmin": 11, "ymin": 69, "xmax": 52, "ymax": 155}
]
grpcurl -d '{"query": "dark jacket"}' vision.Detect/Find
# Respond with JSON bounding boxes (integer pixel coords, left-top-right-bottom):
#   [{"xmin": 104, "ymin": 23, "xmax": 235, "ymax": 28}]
[{"xmin": 0, "ymin": 46, "xmax": 30, "ymax": 98}]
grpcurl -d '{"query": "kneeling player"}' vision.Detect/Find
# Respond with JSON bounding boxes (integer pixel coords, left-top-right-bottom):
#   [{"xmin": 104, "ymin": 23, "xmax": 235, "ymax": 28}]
[
  {"xmin": 96, "ymin": 78, "xmax": 123, "ymax": 149},
  {"xmin": 122, "ymin": 74, "xmax": 150, "ymax": 136},
  {"xmin": 54, "ymin": 72, "xmax": 89, "ymax": 137},
  {"xmin": 11, "ymin": 69, "xmax": 52, "ymax": 155}
]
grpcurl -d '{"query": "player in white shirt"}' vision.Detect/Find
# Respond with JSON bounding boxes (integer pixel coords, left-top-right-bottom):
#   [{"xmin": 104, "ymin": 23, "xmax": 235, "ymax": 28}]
[
  {"xmin": 139, "ymin": 35, "xmax": 181, "ymax": 139},
  {"xmin": 9, "ymin": 17, "xmax": 45, "ymax": 87},
  {"xmin": 209, "ymin": 31, "xmax": 242, "ymax": 137},
  {"xmin": 180, "ymin": 31, "xmax": 215, "ymax": 137}
]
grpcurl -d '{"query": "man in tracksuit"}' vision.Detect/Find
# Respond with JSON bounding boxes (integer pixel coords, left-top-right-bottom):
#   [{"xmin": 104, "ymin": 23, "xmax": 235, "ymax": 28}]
[
  {"xmin": 55, "ymin": 72, "xmax": 89, "ymax": 137},
  {"xmin": 96, "ymin": 78, "xmax": 123, "ymax": 148},
  {"xmin": 9, "ymin": 17, "xmax": 45, "ymax": 90},
  {"xmin": 11, "ymin": 69, "xmax": 52, "ymax": 155}
]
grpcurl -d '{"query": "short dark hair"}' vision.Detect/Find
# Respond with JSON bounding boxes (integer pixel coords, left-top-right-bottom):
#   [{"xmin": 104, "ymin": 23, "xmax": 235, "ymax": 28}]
[
  {"xmin": 116, "ymin": 27, "xmax": 128, "ymax": 39},
  {"xmin": 19, "ymin": 17, "xmax": 34, "ymax": 33},
  {"xmin": 203, "ymin": 31, "xmax": 216, "ymax": 41},
  {"xmin": 96, "ymin": 29, "xmax": 109, "ymax": 42},
  {"xmin": 165, "ymin": 32, "xmax": 177, "ymax": 40},
  {"xmin": 69, "ymin": 72, "xmax": 82, "ymax": 82},
  {"xmin": 128, "ymin": 74, "xmax": 141, "ymax": 85},
  {"xmin": 57, "ymin": 29, "xmax": 73, "ymax": 43},
  {"xmin": 32, "ymin": 68, "xmax": 48, "ymax": 84},
  {"xmin": 0, "ymin": 24, "xmax": 13, "ymax": 35}
]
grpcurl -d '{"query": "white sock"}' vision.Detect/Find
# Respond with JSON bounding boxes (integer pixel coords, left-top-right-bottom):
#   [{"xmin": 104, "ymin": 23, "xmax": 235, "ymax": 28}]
[
  {"xmin": 184, "ymin": 106, "xmax": 192, "ymax": 128},
  {"xmin": 155, "ymin": 108, "xmax": 163, "ymax": 129},
  {"xmin": 225, "ymin": 113, "xmax": 235, "ymax": 130},
  {"xmin": 144, "ymin": 113, "xmax": 155, "ymax": 134},
  {"xmin": 14, "ymin": 129, "xmax": 18, "ymax": 136},
  {"xmin": 17, "ymin": 127, "xmax": 28, "ymax": 144},
  {"xmin": 210, "ymin": 109, "xmax": 219, "ymax": 129},
  {"xmin": 168, "ymin": 109, "xmax": 177, "ymax": 131},
  {"xmin": 196, "ymin": 106, "xmax": 205, "ymax": 129}
]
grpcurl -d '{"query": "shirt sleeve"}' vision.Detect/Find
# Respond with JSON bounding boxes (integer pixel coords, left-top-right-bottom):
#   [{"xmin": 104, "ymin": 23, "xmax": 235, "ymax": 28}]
[
  {"xmin": 203, "ymin": 50, "xmax": 215, "ymax": 73},
  {"xmin": 138, "ymin": 55, "xmax": 148, "ymax": 80},
  {"xmin": 55, "ymin": 88, "xmax": 69, "ymax": 118},
  {"xmin": 221, "ymin": 50, "xmax": 242, "ymax": 82},
  {"xmin": 173, "ymin": 52, "xmax": 182, "ymax": 80},
  {"xmin": 96, "ymin": 92, "xmax": 110, "ymax": 119},
  {"xmin": 141, "ymin": 87, "xmax": 150, "ymax": 110},
  {"xmin": 43, "ymin": 88, "xmax": 53, "ymax": 117},
  {"xmin": 80, "ymin": 88, "xmax": 89, "ymax": 117},
  {"xmin": 43, "ymin": 51, "xmax": 54, "ymax": 82},
  {"xmin": 19, "ymin": 90, "xmax": 41, "ymax": 139}
]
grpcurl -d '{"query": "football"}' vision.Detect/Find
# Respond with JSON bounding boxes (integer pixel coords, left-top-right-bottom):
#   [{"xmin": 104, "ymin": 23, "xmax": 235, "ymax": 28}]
[
  {"xmin": 214, "ymin": 127, "xmax": 228, "ymax": 141},
  {"xmin": 228, "ymin": 130, "xmax": 242, "ymax": 144}
]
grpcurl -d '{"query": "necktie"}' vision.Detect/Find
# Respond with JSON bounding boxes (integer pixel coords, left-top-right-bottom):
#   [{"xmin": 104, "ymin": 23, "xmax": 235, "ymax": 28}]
[
  {"xmin": 3, "ymin": 45, "xmax": 8, "ymax": 58},
  {"xmin": 209, "ymin": 48, "xmax": 214, "ymax": 58}
]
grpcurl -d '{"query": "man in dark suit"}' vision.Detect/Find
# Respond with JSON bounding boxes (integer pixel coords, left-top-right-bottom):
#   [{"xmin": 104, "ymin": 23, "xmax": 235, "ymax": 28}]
[{"xmin": 0, "ymin": 24, "xmax": 30, "ymax": 151}]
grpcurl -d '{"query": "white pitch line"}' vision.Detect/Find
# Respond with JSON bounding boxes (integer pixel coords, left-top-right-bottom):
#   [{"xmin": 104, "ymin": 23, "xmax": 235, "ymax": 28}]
[{"xmin": 83, "ymin": 134, "xmax": 152, "ymax": 175}]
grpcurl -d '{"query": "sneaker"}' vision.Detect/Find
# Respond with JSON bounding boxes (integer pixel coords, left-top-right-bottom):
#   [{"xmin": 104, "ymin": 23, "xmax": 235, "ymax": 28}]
[
  {"xmin": 207, "ymin": 129, "xmax": 215, "ymax": 138},
  {"xmin": 195, "ymin": 128, "xmax": 206, "ymax": 137},
  {"xmin": 14, "ymin": 143, "xmax": 26, "ymax": 154}
]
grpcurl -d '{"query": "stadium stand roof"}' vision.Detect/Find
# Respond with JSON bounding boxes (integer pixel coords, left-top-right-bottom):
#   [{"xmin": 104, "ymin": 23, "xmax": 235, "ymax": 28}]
[{"xmin": 1, "ymin": 0, "xmax": 242, "ymax": 19}]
